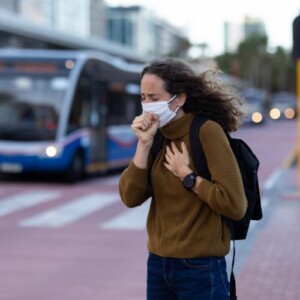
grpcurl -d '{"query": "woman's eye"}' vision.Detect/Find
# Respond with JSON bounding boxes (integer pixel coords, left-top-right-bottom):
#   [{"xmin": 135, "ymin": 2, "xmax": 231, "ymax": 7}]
[{"xmin": 140, "ymin": 98, "xmax": 159, "ymax": 103}]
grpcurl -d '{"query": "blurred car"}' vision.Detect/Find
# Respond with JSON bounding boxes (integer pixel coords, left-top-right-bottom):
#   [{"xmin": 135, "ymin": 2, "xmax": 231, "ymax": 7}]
[
  {"xmin": 269, "ymin": 91, "xmax": 297, "ymax": 120},
  {"xmin": 241, "ymin": 88, "xmax": 267, "ymax": 125}
]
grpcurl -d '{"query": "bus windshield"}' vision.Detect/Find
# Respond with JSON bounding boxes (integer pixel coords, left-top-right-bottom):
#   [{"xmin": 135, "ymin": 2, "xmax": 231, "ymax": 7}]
[{"xmin": 0, "ymin": 59, "xmax": 72, "ymax": 141}]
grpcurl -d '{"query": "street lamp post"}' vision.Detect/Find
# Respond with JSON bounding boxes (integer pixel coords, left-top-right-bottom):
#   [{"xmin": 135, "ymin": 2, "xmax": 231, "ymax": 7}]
[{"xmin": 293, "ymin": 14, "xmax": 300, "ymax": 192}]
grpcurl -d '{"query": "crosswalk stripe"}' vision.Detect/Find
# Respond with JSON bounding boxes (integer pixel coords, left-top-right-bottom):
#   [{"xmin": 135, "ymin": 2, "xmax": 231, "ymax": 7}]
[
  {"xmin": 100, "ymin": 175, "xmax": 120, "ymax": 185},
  {"xmin": 101, "ymin": 200, "xmax": 150, "ymax": 230},
  {"xmin": 0, "ymin": 191, "xmax": 61, "ymax": 217},
  {"xmin": 20, "ymin": 193, "xmax": 119, "ymax": 228}
]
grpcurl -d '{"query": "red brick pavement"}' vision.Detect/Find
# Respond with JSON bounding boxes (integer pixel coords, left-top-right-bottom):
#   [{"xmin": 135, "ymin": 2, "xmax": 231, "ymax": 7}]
[{"xmin": 236, "ymin": 167, "xmax": 300, "ymax": 300}]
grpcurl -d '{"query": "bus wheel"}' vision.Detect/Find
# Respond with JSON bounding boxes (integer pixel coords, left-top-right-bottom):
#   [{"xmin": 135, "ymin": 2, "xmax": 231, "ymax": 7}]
[{"xmin": 64, "ymin": 151, "xmax": 84, "ymax": 183}]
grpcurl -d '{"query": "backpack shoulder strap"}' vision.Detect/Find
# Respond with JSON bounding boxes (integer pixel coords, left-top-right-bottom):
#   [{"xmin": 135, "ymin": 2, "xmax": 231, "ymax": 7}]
[{"xmin": 190, "ymin": 115, "xmax": 211, "ymax": 180}]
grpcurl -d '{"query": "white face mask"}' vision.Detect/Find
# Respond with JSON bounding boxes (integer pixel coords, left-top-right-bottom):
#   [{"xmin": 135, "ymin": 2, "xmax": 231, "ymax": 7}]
[{"xmin": 142, "ymin": 95, "xmax": 179, "ymax": 127}]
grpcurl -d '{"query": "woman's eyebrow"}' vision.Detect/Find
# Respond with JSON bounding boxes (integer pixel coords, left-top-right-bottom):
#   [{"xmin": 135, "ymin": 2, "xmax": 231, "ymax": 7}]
[{"xmin": 140, "ymin": 93, "xmax": 158, "ymax": 97}]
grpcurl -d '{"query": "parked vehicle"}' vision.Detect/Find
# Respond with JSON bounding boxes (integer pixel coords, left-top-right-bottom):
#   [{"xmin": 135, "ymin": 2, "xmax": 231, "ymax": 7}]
[
  {"xmin": 269, "ymin": 91, "xmax": 297, "ymax": 120},
  {"xmin": 241, "ymin": 88, "xmax": 267, "ymax": 125}
]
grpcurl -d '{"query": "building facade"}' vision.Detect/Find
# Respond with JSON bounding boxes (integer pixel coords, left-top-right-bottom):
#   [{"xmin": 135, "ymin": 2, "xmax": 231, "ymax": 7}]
[
  {"xmin": 0, "ymin": 0, "xmax": 106, "ymax": 40},
  {"xmin": 0, "ymin": 0, "xmax": 188, "ymax": 58},
  {"xmin": 106, "ymin": 5, "xmax": 188, "ymax": 57},
  {"xmin": 224, "ymin": 16, "xmax": 266, "ymax": 53}
]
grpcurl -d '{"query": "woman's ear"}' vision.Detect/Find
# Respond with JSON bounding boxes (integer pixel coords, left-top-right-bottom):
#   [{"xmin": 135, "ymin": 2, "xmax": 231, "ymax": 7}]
[{"xmin": 177, "ymin": 92, "xmax": 187, "ymax": 107}]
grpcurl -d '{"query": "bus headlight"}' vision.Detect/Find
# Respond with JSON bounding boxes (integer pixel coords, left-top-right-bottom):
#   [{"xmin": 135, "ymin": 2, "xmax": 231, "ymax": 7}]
[
  {"xmin": 41, "ymin": 145, "xmax": 62, "ymax": 158},
  {"xmin": 252, "ymin": 112, "xmax": 263, "ymax": 124},
  {"xmin": 269, "ymin": 108, "xmax": 281, "ymax": 120}
]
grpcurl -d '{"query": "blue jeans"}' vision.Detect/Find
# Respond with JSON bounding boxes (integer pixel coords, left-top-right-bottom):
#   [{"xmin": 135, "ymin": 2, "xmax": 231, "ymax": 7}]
[{"xmin": 147, "ymin": 253, "xmax": 229, "ymax": 300}]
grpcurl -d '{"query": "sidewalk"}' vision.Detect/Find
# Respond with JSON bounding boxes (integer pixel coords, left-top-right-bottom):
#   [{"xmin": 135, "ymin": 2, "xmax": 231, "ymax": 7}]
[{"xmin": 235, "ymin": 165, "xmax": 300, "ymax": 300}]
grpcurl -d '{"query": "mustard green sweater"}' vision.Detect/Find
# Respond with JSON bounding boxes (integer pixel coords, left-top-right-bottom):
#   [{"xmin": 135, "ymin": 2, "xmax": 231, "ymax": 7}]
[{"xmin": 119, "ymin": 113, "xmax": 247, "ymax": 258}]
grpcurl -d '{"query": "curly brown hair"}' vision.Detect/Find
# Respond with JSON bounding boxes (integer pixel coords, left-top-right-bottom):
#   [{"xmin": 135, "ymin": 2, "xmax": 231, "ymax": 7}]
[{"xmin": 141, "ymin": 58, "xmax": 244, "ymax": 132}]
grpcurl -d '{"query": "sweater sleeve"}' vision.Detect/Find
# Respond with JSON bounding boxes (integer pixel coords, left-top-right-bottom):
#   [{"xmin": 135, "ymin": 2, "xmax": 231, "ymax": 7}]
[
  {"xmin": 196, "ymin": 121, "xmax": 248, "ymax": 220},
  {"xmin": 119, "ymin": 159, "xmax": 152, "ymax": 208}
]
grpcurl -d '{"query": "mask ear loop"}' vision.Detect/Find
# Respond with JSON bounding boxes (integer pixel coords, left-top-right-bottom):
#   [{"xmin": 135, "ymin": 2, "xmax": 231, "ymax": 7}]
[
  {"xmin": 174, "ymin": 106, "xmax": 180, "ymax": 113},
  {"xmin": 167, "ymin": 94, "xmax": 177, "ymax": 104},
  {"xmin": 168, "ymin": 95, "xmax": 180, "ymax": 113}
]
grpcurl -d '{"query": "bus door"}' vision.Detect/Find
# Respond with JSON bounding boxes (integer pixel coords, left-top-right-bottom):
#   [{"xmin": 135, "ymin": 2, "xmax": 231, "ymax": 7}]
[
  {"xmin": 89, "ymin": 80, "xmax": 108, "ymax": 168},
  {"xmin": 68, "ymin": 67, "xmax": 108, "ymax": 173},
  {"xmin": 106, "ymin": 82, "xmax": 141, "ymax": 167}
]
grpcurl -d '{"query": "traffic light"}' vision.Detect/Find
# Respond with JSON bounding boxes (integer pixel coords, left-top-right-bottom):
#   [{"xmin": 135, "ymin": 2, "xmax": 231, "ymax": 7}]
[{"xmin": 293, "ymin": 14, "xmax": 300, "ymax": 61}]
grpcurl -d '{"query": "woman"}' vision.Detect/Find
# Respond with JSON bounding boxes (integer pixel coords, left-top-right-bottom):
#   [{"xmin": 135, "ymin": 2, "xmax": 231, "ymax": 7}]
[{"xmin": 119, "ymin": 58, "xmax": 247, "ymax": 300}]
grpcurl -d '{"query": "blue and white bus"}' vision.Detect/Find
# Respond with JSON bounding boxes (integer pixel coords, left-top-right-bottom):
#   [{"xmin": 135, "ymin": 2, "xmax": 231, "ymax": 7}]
[{"xmin": 0, "ymin": 49, "xmax": 143, "ymax": 181}]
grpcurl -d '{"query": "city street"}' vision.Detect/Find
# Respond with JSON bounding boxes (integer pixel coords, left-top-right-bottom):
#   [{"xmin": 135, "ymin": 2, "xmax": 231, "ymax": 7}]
[{"xmin": 0, "ymin": 118, "xmax": 297, "ymax": 300}]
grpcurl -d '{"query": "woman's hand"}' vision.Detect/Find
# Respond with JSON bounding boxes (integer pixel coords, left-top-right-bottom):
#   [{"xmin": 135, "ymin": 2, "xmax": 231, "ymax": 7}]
[
  {"xmin": 164, "ymin": 142, "xmax": 192, "ymax": 179},
  {"xmin": 132, "ymin": 112, "xmax": 159, "ymax": 168},
  {"xmin": 131, "ymin": 112, "xmax": 159, "ymax": 146}
]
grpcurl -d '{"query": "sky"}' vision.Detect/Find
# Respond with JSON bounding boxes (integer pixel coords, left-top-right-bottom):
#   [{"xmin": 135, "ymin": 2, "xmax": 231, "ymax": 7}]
[{"xmin": 106, "ymin": 0, "xmax": 300, "ymax": 56}]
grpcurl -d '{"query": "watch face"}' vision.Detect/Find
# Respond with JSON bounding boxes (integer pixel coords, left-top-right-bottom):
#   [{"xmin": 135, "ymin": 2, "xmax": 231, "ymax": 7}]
[{"xmin": 183, "ymin": 173, "xmax": 197, "ymax": 189}]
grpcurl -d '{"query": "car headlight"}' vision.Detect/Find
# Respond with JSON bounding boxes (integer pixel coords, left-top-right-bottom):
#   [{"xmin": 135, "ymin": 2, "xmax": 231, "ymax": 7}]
[
  {"xmin": 284, "ymin": 108, "xmax": 295, "ymax": 119},
  {"xmin": 270, "ymin": 108, "xmax": 281, "ymax": 120},
  {"xmin": 252, "ymin": 112, "xmax": 263, "ymax": 123}
]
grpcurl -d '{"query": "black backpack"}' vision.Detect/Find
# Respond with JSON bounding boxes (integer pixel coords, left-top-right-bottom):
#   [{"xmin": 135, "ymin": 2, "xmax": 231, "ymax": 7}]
[{"xmin": 151, "ymin": 115, "xmax": 263, "ymax": 300}]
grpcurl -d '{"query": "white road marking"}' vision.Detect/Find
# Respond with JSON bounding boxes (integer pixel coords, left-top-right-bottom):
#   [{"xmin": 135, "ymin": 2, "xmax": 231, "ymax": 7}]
[
  {"xmin": 21, "ymin": 193, "xmax": 119, "ymax": 228},
  {"xmin": 263, "ymin": 168, "xmax": 282, "ymax": 191},
  {"xmin": 3, "ymin": 167, "xmax": 284, "ymax": 230},
  {"xmin": 101, "ymin": 200, "xmax": 150, "ymax": 230},
  {"xmin": 229, "ymin": 167, "xmax": 283, "ymax": 254},
  {"xmin": 0, "ymin": 191, "xmax": 61, "ymax": 217},
  {"xmin": 100, "ymin": 175, "xmax": 120, "ymax": 185}
]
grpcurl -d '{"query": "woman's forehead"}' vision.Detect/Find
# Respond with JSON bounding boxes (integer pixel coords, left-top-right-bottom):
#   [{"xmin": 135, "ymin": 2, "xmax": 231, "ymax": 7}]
[{"xmin": 141, "ymin": 74, "xmax": 166, "ymax": 93}]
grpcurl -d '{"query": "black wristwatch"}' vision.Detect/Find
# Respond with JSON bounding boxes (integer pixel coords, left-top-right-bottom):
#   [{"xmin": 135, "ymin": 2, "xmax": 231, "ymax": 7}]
[{"xmin": 183, "ymin": 172, "xmax": 197, "ymax": 189}]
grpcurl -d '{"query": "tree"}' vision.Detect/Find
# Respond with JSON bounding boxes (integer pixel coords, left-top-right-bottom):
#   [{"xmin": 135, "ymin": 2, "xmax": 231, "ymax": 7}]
[
  {"xmin": 271, "ymin": 46, "xmax": 296, "ymax": 92},
  {"xmin": 237, "ymin": 34, "xmax": 269, "ymax": 89},
  {"xmin": 167, "ymin": 38, "xmax": 191, "ymax": 59},
  {"xmin": 215, "ymin": 34, "xmax": 297, "ymax": 95}
]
